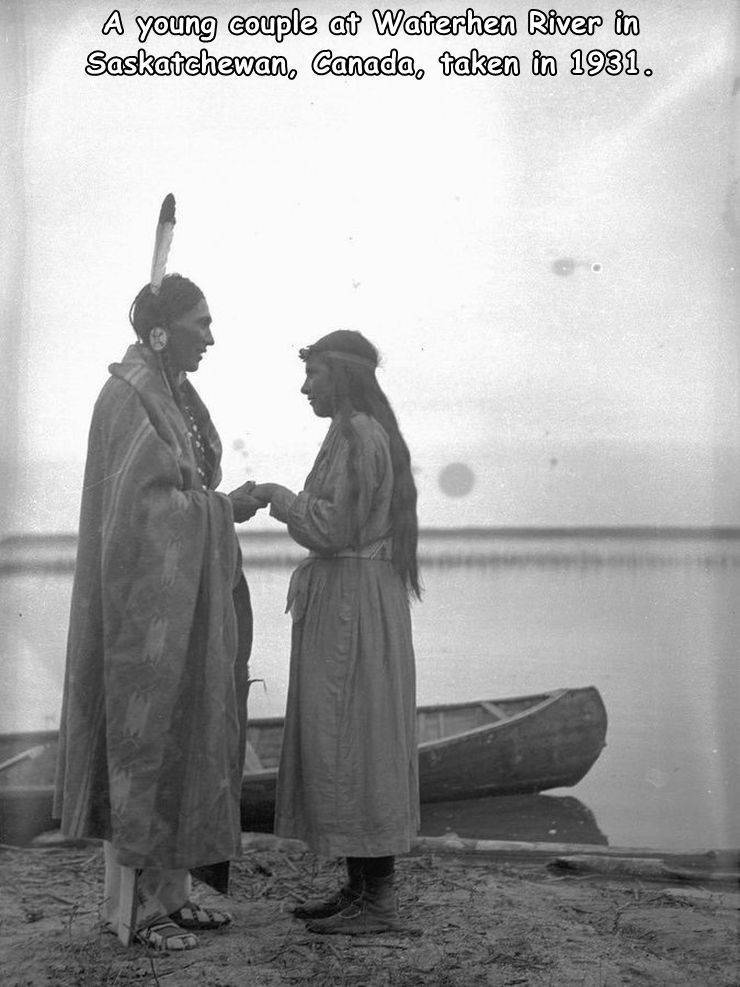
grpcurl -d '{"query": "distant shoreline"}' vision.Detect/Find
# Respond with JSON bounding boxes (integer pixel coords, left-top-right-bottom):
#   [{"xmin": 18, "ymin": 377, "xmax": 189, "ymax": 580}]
[
  {"xmin": 2, "ymin": 526, "xmax": 738, "ymax": 575},
  {"xmin": 2, "ymin": 525, "xmax": 739, "ymax": 546}
]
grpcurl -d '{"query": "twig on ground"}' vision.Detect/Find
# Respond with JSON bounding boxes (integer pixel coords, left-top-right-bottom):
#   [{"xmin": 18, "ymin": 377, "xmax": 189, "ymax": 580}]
[
  {"xmin": 149, "ymin": 955, "xmax": 161, "ymax": 985},
  {"xmin": 159, "ymin": 960, "xmax": 200, "ymax": 978},
  {"xmin": 48, "ymin": 893, "xmax": 77, "ymax": 906},
  {"xmin": 65, "ymin": 903, "xmax": 80, "ymax": 937},
  {"xmin": 81, "ymin": 851, "xmax": 103, "ymax": 869},
  {"xmin": 351, "ymin": 941, "xmax": 408, "ymax": 950}
]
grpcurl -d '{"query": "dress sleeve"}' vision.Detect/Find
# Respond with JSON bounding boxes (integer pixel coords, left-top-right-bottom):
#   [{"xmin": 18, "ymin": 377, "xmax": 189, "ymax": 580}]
[
  {"xmin": 269, "ymin": 486, "xmax": 298, "ymax": 524},
  {"xmin": 275, "ymin": 420, "xmax": 385, "ymax": 554}
]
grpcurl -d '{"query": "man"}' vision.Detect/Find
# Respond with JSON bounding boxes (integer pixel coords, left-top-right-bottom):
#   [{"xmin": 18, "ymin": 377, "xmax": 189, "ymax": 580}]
[{"xmin": 54, "ymin": 197, "xmax": 261, "ymax": 950}]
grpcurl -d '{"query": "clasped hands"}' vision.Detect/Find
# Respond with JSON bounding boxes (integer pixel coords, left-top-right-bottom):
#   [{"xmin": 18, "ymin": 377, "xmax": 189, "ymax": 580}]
[{"xmin": 227, "ymin": 480, "xmax": 282, "ymax": 523}]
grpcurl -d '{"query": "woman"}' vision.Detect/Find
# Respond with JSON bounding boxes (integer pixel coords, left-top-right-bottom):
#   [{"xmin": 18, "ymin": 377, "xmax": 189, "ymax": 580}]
[
  {"xmin": 54, "ymin": 273, "xmax": 261, "ymax": 951},
  {"xmin": 252, "ymin": 329, "xmax": 421, "ymax": 935}
]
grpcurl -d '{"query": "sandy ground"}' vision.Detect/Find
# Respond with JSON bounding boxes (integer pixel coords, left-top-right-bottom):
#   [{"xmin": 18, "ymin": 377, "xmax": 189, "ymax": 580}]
[{"xmin": 1, "ymin": 834, "xmax": 738, "ymax": 986}]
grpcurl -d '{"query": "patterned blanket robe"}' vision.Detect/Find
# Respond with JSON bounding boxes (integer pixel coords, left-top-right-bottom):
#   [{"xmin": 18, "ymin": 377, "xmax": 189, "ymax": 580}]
[{"xmin": 54, "ymin": 344, "xmax": 251, "ymax": 871}]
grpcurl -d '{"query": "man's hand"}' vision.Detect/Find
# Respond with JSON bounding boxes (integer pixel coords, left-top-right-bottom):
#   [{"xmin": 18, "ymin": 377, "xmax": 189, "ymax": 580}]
[{"xmin": 228, "ymin": 481, "xmax": 265, "ymax": 523}]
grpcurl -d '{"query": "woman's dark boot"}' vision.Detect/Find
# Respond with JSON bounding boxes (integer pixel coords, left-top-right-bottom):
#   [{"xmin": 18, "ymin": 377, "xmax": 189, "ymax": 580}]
[
  {"xmin": 292, "ymin": 857, "xmax": 363, "ymax": 920},
  {"xmin": 306, "ymin": 856, "xmax": 401, "ymax": 934}
]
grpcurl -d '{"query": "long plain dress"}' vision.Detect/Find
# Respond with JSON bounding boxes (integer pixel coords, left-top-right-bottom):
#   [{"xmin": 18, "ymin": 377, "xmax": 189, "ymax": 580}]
[{"xmin": 270, "ymin": 412, "xmax": 419, "ymax": 857}]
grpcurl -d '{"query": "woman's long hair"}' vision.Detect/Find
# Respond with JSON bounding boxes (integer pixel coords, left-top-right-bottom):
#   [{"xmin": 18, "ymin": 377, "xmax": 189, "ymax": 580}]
[{"xmin": 303, "ymin": 330, "xmax": 421, "ymax": 599}]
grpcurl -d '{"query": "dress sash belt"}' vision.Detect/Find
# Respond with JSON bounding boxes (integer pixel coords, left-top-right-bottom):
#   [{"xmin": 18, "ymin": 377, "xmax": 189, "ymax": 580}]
[{"xmin": 285, "ymin": 537, "xmax": 393, "ymax": 621}]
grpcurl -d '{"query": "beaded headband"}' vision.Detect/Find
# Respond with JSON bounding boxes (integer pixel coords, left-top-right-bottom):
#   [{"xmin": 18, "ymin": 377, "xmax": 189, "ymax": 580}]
[{"xmin": 299, "ymin": 346, "xmax": 377, "ymax": 369}]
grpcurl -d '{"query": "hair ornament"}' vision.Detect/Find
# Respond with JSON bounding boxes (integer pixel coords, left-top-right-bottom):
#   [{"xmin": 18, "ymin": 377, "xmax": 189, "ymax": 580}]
[
  {"xmin": 149, "ymin": 326, "xmax": 168, "ymax": 352},
  {"xmin": 150, "ymin": 193, "xmax": 176, "ymax": 296},
  {"xmin": 300, "ymin": 346, "xmax": 376, "ymax": 369}
]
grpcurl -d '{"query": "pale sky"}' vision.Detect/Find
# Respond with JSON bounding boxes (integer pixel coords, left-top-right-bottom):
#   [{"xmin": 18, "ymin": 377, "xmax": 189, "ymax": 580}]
[{"xmin": 2, "ymin": 0, "xmax": 738, "ymax": 535}]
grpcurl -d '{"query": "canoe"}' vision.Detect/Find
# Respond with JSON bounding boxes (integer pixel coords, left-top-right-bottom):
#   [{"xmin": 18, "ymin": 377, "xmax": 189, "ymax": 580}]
[{"xmin": 0, "ymin": 686, "xmax": 606, "ymax": 843}]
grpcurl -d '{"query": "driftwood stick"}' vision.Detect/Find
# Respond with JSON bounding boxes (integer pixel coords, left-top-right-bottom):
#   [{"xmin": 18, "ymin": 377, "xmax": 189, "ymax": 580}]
[
  {"xmin": 238, "ymin": 832, "xmax": 739, "ymax": 875},
  {"xmin": 549, "ymin": 855, "xmax": 740, "ymax": 884},
  {"xmin": 408, "ymin": 835, "xmax": 739, "ymax": 869},
  {"xmin": 408, "ymin": 836, "xmax": 740, "ymax": 885}
]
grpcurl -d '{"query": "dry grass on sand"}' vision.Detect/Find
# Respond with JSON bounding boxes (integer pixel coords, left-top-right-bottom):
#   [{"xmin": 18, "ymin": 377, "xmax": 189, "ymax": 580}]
[{"xmin": 1, "ymin": 833, "xmax": 738, "ymax": 986}]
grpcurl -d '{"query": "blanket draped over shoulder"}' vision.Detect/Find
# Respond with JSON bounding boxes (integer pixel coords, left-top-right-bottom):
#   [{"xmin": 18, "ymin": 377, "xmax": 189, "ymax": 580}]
[{"xmin": 54, "ymin": 344, "xmax": 251, "ymax": 871}]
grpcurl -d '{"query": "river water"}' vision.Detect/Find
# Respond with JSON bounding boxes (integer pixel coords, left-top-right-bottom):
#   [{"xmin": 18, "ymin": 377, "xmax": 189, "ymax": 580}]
[{"xmin": 2, "ymin": 531, "xmax": 737, "ymax": 851}]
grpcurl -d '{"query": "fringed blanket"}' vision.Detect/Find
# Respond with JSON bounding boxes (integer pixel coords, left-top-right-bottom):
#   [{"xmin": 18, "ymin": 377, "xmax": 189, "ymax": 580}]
[{"xmin": 54, "ymin": 344, "xmax": 251, "ymax": 870}]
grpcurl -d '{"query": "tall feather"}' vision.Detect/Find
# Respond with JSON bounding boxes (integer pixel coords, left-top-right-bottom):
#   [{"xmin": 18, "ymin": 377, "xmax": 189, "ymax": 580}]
[{"xmin": 149, "ymin": 193, "xmax": 176, "ymax": 295}]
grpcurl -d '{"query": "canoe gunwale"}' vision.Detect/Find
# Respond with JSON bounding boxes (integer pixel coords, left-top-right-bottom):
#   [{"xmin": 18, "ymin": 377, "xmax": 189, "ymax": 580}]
[
  {"xmin": 414, "ymin": 689, "xmax": 560, "ymax": 716},
  {"xmin": 417, "ymin": 689, "xmax": 570, "ymax": 752}
]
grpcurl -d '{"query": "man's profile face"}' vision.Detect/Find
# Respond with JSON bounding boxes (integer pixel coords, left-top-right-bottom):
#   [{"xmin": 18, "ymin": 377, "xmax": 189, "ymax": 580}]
[{"xmin": 167, "ymin": 298, "xmax": 214, "ymax": 373}]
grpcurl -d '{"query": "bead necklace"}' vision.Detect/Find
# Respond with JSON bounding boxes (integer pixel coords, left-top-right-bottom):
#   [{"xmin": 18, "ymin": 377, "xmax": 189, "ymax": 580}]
[
  {"xmin": 157, "ymin": 361, "xmax": 211, "ymax": 487},
  {"xmin": 181, "ymin": 400, "xmax": 210, "ymax": 487}
]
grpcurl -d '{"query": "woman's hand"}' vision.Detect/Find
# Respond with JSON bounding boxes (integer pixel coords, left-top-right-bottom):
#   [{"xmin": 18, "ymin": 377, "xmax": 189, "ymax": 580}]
[
  {"xmin": 228, "ymin": 480, "xmax": 265, "ymax": 523},
  {"xmin": 250, "ymin": 483, "xmax": 280, "ymax": 505}
]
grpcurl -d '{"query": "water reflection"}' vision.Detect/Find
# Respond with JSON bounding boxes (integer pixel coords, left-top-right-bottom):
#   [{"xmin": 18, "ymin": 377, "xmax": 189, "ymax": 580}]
[{"xmin": 420, "ymin": 794, "xmax": 608, "ymax": 846}]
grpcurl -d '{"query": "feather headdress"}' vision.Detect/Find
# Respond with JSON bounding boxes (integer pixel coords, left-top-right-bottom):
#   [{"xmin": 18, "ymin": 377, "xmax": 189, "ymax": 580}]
[{"xmin": 149, "ymin": 193, "xmax": 176, "ymax": 295}]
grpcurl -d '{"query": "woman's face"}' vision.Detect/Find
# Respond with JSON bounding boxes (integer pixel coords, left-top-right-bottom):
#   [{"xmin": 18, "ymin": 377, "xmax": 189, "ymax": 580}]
[
  {"xmin": 301, "ymin": 356, "xmax": 334, "ymax": 417},
  {"xmin": 167, "ymin": 297, "xmax": 214, "ymax": 373}
]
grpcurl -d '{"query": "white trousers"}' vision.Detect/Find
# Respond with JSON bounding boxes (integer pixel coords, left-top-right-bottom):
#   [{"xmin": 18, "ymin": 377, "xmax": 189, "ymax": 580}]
[{"xmin": 103, "ymin": 841, "xmax": 191, "ymax": 930}]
